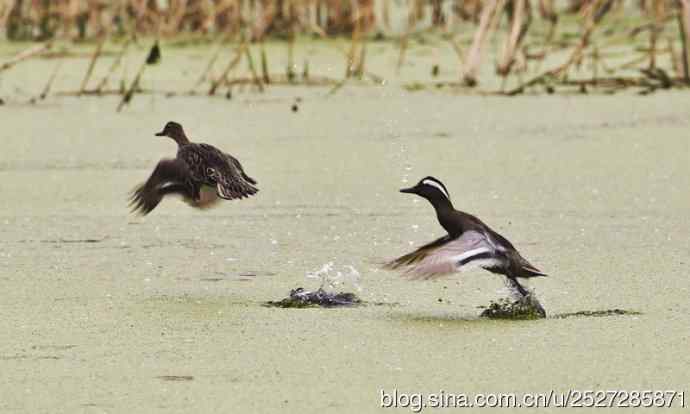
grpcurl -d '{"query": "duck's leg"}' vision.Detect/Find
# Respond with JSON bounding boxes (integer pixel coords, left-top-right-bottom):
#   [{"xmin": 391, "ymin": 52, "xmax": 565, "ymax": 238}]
[
  {"xmin": 506, "ymin": 276, "xmax": 529, "ymax": 297},
  {"xmin": 507, "ymin": 276, "xmax": 546, "ymax": 317}
]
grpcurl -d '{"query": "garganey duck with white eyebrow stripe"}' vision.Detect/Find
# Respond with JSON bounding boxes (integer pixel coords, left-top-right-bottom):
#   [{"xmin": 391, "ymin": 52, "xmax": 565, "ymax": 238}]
[
  {"xmin": 129, "ymin": 121, "xmax": 258, "ymax": 215},
  {"xmin": 384, "ymin": 176, "xmax": 546, "ymax": 313}
]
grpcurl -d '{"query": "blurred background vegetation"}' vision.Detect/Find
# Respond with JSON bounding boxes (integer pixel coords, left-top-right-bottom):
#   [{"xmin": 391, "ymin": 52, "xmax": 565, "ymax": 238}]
[
  {"xmin": 1, "ymin": 0, "xmax": 689, "ymax": 96},
  {"xmin": 0, "ymin": 1, "xmax": 686, "ymax": 42},
  {"xmin": 8, "ymin": 0, "xmax": 488, "ymax": 40}
]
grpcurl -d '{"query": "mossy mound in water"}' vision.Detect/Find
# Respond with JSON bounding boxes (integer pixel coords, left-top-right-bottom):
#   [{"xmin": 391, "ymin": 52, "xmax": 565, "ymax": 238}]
[
  {"xmin": 265, "ymin": 287, "xmax": 362, "ymax": 308},
  {"xmin": 480, "ymin": 295, "xmax": 546, "ymax": 320}
]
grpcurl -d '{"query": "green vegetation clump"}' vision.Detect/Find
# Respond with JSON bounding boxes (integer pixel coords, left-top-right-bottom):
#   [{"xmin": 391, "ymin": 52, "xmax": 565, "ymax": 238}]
[
  {"xmin": 480, "ymin": 295, "xmax": 547, "ymax": 320},
  {"xmin": 265, "ymin": 288, "xmax": 362, "ymax": 309}
]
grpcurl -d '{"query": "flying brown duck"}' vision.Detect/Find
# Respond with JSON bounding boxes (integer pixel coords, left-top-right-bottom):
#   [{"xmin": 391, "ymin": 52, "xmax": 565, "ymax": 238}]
[
  {"xmin": 385, "ymin": 176, "xmax": 546, "ymax": 299},
  {"xmin": 130, "ymin": 121, "xmax": 258, "ymax": 215}
]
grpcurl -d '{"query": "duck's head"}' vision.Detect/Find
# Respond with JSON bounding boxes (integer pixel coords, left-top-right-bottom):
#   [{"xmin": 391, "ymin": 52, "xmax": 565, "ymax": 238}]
[
  {"xmin": 400, "ymin": 176, "xmax": 452, "ymax": 206},
  {"xmin": 155, "ymin": 121, "xmax": 187, "ymax": 142}
]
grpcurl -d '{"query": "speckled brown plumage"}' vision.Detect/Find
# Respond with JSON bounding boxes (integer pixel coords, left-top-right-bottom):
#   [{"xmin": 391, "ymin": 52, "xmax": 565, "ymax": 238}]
[{"xmin": 129, "ymin": 121, "xmax": 258, "ymax": 215}]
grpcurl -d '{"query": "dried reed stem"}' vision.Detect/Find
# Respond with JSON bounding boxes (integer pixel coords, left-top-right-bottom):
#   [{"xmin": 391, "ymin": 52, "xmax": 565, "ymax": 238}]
[
  {"xmin": 39, "ymin": 61, "xmax": 63, "ymax": 100},
  {"xmin": 506, "ymin": 0, "xmax": 613, "ymax": 94},
  {"xmin": 244, "ymin": 46, "xmax": 265, "ymax": 92},
  {"xmin": 287, "ymin": 32, "xmax": 296, "ymax": 82},
  {"xmin": 396, "ymin": 2, "xmax": 416, "ymax": 74},
  {"xmin": 497, "ymin": 0, "xmax": 528, "ymax": 76},
  {"xmin": 354, "ymin": 40, "xmax": 367, "ymax": 79},
  {"xmin": 95, "ymin": 38, "xmax": 131, "ymax": 93},
  {"xmin": 0, "ymin": 42, "xmax": 52, "ymax": 73},
  {"xmin": 647, "ymin": 0, "xmax": 665, "ymax": 70},
  {"xmin": 261, "ymin": 42, "xmax": 271, "ymax": 84},
  {"xmin": 348, "ymin": 1, "xmax": 362, "ymax": 78},
  {"xmin": 668, "ymin": 36, "xmax": 682, "ymax": 76},
  {"xmin": 463, "ymin": 0, "xmax": 506, "ymax": 86},
  {"xmin": 116, "ymin": 42, "xmax": 159, "ymax": 112},
  {"xmin": 678, "ymin": 0, "xmax": 690, "ymax": 82},
  {"xmin": 208, "ymin": 42, "xmax": 247, "ymax": 95},
  {"xmin": 539, "ymin": 0, "xmax": 558, "ymax": 40},
  {"xmin": 79, "ymin": 35, "xmax": 107, "ymax": 95},
  {"xmin": 191, "ymin": 33, "xmax": 234, "ymax": 91}
]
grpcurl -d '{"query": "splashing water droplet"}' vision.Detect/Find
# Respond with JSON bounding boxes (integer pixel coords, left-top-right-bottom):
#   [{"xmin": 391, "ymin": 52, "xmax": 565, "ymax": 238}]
[{"xmin": 306, "ymin": 262, "xmax": 361, "ymax": 292}]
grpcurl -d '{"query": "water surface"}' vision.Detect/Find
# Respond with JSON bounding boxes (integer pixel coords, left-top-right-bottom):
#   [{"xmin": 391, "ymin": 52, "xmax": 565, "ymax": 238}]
[{"xmin": 1, "ymin": 52, "xmax": 689, "ymax": 413}]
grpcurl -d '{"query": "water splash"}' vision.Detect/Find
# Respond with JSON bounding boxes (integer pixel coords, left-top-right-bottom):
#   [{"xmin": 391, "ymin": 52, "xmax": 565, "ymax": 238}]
[{"xmin": 306, "ymin": 262, "xmax": 362, "ymax": 292}]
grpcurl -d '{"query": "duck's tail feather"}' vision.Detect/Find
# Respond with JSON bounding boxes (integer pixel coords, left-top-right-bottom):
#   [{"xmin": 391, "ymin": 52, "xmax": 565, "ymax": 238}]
[{"xmin": 242, "ymin": 172, "xmax": 257, "ymax": 185}]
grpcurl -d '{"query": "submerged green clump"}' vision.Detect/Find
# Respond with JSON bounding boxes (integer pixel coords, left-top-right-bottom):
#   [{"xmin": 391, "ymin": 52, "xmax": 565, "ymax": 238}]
[
  {"xmin": 554, "ymin": 309, "xmax": 642, "ymax": 319},
  {"xmin": 265, "ymin": 288, "xmax": 362, "ymax": 309},
  {"xmin": 480, "ymin": 295, "xmax": 547, "ymax": 320}
]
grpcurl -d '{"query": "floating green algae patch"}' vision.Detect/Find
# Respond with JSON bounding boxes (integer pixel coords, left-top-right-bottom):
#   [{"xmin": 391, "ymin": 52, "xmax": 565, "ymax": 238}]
[
  {"xmin": 265, "ymin": 288, "xmax": 362, "ymax": 309},
  {"xmin": 157, "ymin": 375, "xmax": 194, "ymax": 382},
  {"xmin": 479, "ymin": 295, "xmax": 547, "ymax": 320},
  {"xmin": 553, "ymin": 309, "xmax": 642, "ymax": 319}
]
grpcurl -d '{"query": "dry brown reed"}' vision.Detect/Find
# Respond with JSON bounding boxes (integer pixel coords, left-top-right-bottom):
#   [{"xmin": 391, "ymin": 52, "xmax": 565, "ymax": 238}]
[{"xmin": 2, "ymin": 0, "xmax": 690, "ymax": 106}]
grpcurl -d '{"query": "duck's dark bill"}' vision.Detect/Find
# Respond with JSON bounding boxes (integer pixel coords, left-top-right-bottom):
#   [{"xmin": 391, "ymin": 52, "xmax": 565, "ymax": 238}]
[
  {"xmin": 400, "ymin": 186, "xmax": 417, "ymax": 194},
  {"xmin": 154, "ymin": 131, "xmax": 165, "ymax": 136}
]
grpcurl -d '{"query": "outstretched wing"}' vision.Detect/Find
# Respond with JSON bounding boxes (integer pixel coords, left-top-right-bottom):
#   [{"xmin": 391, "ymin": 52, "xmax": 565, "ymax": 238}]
[
  {"xmin": 384, "ymin": 235, "xmax": 451, "ymax": 270},
  {"xmin": 195, "ymin": 144, "xmax": 258, "ymax": 200},
  {"xmin": 384, "ymin": 231, "xmax": 503, "ymax": 280},
  {"xmin": 129, "ymin": 158, "xmax": 196, "ymax": 215},
  {"xmin": 207, "ymin": 162, "xmax": 258, "ymax": 200},
  {"xmin": 225, "ymin": 153, "xmax": 258, "ymax": 185}
]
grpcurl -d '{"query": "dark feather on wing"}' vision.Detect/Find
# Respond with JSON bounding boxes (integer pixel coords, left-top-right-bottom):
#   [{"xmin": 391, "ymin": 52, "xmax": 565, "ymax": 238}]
[
  {"xmin": 226, "ymin": 153, "xmax": 258, "ymax": 185},
  {"xmin": 178, "ymin": 143, "xmax": 258, "ymax": 200},
  {"xmin": 129, "ymin": 158, "xmax": 196, "ymax": 215}
]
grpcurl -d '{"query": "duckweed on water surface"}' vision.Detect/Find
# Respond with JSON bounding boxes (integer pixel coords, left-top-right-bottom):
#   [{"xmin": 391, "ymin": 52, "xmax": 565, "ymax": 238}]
[{"xmin": 554, "ymin": 309, "xmax": 642, "ymax": 319}]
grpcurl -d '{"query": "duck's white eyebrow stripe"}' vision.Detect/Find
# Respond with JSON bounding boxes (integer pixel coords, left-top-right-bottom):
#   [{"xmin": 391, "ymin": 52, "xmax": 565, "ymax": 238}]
[{"xmin": 422, "ymin": 179, "xmax": 450, "ymax": 199}]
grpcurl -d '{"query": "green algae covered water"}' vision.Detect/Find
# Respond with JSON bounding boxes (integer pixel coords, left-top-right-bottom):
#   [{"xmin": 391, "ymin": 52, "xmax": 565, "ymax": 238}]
[{"xmin": 0, "ymin": 44, "xmax": 689, "ymax": 413}]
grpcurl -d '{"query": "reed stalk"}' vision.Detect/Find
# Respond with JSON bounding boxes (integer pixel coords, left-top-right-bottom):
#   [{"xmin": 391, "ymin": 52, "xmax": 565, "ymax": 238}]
[
  {"xmin": 208, "ymin": 42, "xmax": 247, "ymax": 95},
  {"xmin": 0, "ymin": 42, "xmax": 52, "ymax": 73},
  {"xmin": 95, "ymin": 38, "xmax": 132, "ymax": 93},
  {"xmin": 678, "ymin": 0, "xmax": 690, "ymax": 82},
  {"xmin": 463, "ymin": 0, "xmax": 506, "ymax": 86},
  {"xmin": 79, "ymin": 35, "xmax": 107, "ymax": 95},
  {"xmin": 39, "ymin": 61, "xmax": 63, "ymax": 100},
  {"xmin": 116, "ymin": 42, "xmax": 160, "ymax": 112}
]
